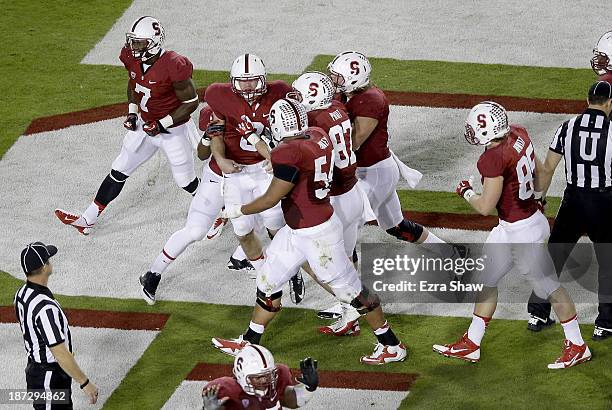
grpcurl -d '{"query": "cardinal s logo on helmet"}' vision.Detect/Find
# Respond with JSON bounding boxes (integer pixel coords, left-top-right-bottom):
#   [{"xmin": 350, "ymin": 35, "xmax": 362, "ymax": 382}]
[
  {"xmin": 269, "ymin": 98, "xmax": 308, "ymax": 143},
  {"xmin": 328, "ymin": 51, "xmax": 371, "ymax": 93},
  {"xmin": 233, "ymin": 345, "xmax": 279, "ymax": 399},
  {"xmin": 289, "ymin": 72, "xmax": 335, "ymax": 112},
  {"xmin": 464, "ymin": 101, "xmax": 510, "ymax": 146},
  {"xmin": 125, "ymin": 16, "xmax": 165, "ymax": 62}
]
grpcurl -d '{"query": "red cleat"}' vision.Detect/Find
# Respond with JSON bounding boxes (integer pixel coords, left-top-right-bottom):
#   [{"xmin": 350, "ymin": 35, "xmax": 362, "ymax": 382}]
[
  {"xmin": 548, "ymin": 340, "xmax": 592, "ymax": 369},
  {"xmin": 211, "ymin": 335, "xmax": 249, "ymax": 357},
  {"xmin": 433, "ymin": 333, "xmax": 480, "ymax": 363},
  {"xmin": 54, "ymin": 209, "xmax": 94, "ymax": 235},
  {"xmin": 207, "ymin": 215, "xmax": 227, "ymax": 239}
]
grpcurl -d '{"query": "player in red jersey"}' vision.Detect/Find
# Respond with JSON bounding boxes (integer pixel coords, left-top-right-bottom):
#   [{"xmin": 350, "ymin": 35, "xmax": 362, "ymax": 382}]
[
  {"xmin": 432, "ymin": 101, "xmax": 591, "ymax": 369},
  {"xmin": 211, "ymin": 98, "xmax": 407, "ymax": 365},
  {"xmin": 55, "ymin": 16, "xmax": 200, "ymax": 235},
  {"xmin": 201, "ymin": 345, "xmax": 318, "ymax": 409},
  {"xmin": 591, "ymin": 31, "xmax": 612, "ymax": 83},
  {"xmin": 289, "ymin": 72, "xmax": 367, "ymax": 336},
  {"xmin": 205, "ymin": 54, "xmax": 304, "ymax": 303}
]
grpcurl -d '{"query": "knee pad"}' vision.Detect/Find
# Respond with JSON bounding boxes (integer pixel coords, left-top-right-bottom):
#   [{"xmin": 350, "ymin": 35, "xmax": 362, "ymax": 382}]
[
  {"xmin": 256, "ymin": 289, "xmax": 282, "ymax": 312},
  {"xmin": 350, "ymin": 286, "xmax": 381, "ymax": 314},
  {"xmin": 386, "ymin": 219, "xmax": 423, "ymax": 243},
  {"xmin": 182, "ymin": 177, "xmax": 200, "ymax": 195},
  {"xmin": 185, "ymin": 225, "xmax": 207, "ymax": 242},
  {"xmin": 110, "ymin": 169, "xmax": 129, "ymax": 182}
]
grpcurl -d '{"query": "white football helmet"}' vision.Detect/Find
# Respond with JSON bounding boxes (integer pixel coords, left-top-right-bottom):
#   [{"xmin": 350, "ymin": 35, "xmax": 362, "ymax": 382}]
[
  {"xmin": 125, "ymin": 16, "xmax": 165, "ymax": 61},
  {"xmin": 269, "ymin": 98, "xmax": 308, "ymax": 143},
  {"xmin": 230, "ymin": 54, "xmax": 267, "ymax": 103},
  {"xmin": 288, "ymin": 71, "xmax": 335, "ymax": 112},
  {"xmin": 592, "ymin": 32, "xmax": 612, "ymax": 75},
  {"xmin": 464, "ymin": 101, "xmax": 510, "ymax": 146},
  {"xmin": 327, "ymin": 51, "xmax": 371, "ymax": 93},
  {"xmin": 233, "ymin": 345, "xmax": 278, "ymax": 399}
]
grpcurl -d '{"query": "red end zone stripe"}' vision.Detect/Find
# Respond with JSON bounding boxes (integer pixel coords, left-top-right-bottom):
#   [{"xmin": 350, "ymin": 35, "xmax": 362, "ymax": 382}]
[
  {"xmin": 399, "ymin": 211, "xmax": 554, "ymax": 231},
  {"xmin": 0, "ymin": 306, "xmax": 168, "ymax": 331},
  {"xmin": 24, "ymin": 88, "xmax": 583, "ymax": 135},
  {"xmin": 186, "ymin": 362, "xmax": 417, "ymax": 391}
]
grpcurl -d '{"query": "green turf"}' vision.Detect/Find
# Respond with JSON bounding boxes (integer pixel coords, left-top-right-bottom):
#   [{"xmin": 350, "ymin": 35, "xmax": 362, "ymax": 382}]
[{"xmin": 1, "ymin": 271, "xmax": 610, "ymax": 409}]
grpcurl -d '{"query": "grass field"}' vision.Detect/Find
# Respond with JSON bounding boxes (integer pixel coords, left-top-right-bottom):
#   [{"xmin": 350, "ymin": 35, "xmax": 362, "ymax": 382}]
[{"xmin": 2, "ymin": 1, "xmax": 609, "ymax": 409}]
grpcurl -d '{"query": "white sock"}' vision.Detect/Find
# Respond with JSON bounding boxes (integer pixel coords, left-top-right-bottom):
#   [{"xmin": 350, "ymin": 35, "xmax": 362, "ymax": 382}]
[
  {"xmin": 80, "ymin": 201, "xmax": 103, "ymax": 225},
  {"xmin": 561, "ymin": 315, "xmax": 584, "ymax": 345},
  {"xmin": 249, "ymin": 254, "xmax": 265, "ymax": 271},
  {"xmin": 467, "ymin": 314, "xmax": 490, "ymax": 346},
  {"xmin": 373, "ymin": 321, "xmax": 389, "ymax": 336},
  {"xmin": 233, "ymin": 246, "xmax": 247, "ymax": 260},
  {"xmin": 423, "ymin": 232, "xmax": 445, "ymax": 244},
  {"xmin": 249, "ymin": 321, "xmax": 265, "ymax": 334},
  {"xmin": 149, "ymin": 249, "xmax": 175, "ymax": 275},
  {"xmin": 421, "ymin": 231, "xmax": 455, "ymax": 258}
]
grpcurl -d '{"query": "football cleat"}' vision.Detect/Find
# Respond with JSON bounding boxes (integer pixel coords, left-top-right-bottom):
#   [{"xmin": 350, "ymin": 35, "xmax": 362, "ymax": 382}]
[
  {"xmin": 527, "ymin": 315, "xmax": 555, "ymax": 332},
  {"xmin": 227, "ymin": 256, "xmax": 256, "ymax": 278},
  {"xmin": 211, "ymin": 335, "xmax": 250, "ymax": 357},
  {"xmin": 433, "ymin": 333, "xmax": 480, "ymax": 363},
  {"xmin": 548, "ymin": 340, "xmax": 592, "ymax": 369},
  {"xmin": 54, "ymin": 209, "xmax": 94, "ymax": 235},
  {"xmin": 361, "ymin": 343, "xmax": 407, "ymax": 365},
  {"xmin": 206, "ymin": 215, "xmax": 227, "ymax": 240},
  {"xmin": 139, "ymin": 271, "xmax": 161, "ymax": 305},
  {"xmin": 289, "ymin": 272, "xmax": 305, "ymax": 304},
  {"xmin": 317, "ymin": 302, "xmax": 344, "ymax": 320},
  {"xmin": 318, "ymin": 305, "xmax": 361, "ymax": 336},
  {"xmin": 593, "ymin": 326, "xmax": 612, "ymax": 340}
]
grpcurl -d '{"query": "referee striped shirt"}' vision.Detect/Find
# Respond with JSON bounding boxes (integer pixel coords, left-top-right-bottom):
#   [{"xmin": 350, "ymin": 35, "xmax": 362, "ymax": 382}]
[
  {"xmin": 550, "ymin": 108, "xmax": 612, "ymax": 189},
  {"xmin": 14, "ymin": 281, "xmax": 72, "ymax": 364}
]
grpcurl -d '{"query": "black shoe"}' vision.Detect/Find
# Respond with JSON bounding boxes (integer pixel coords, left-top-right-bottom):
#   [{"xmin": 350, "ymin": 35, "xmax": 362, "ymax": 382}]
[
  {"xmin": 527, "ymin": 315, "xmax": 555, "ymax": 332},
  {"xmin": 139, "ymin": 271, "xmax": 161, "ymax": 305},
  {"xmin": 289, "ymin": 272, "xmax": 305, "ymax": 304},
  {"xmin": 592, "ymin": 326, "xmax": 612, "ymax": 340},
  {"xmin": 227, "ymin": 256, "xmax": 256, "ymax": 278}
]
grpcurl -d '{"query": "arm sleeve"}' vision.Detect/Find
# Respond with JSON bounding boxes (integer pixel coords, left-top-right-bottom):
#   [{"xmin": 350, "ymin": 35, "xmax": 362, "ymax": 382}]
[
  {"xmin": 477, "ymin": 151, "xmax": 505, "ymax": 178},
  {"xmin": 169, "ymin": 55, "xmax": 194, "ymax": 83},
  {"xmin": 35, "ymin": 306, "xmax": 65, "ymax": 347},
  {"xmin": 549, "ymin": 123, "xmax": 565, "ymax": 155}
]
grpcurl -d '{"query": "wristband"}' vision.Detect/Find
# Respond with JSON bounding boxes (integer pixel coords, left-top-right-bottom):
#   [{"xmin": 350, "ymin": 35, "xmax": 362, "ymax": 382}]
[
  {"xmin": 159, "ymin": 115, "xmax": 174, "ymax": 130},
  {"xmin": 294, "ymin": 384, "xmax": 314, "ymax": 407},
  {"xmin": 463, "ymin": 189, "xmax": 476, "ymax": 201},
  {"xmin": 246, "ymin": 133, "xmax": 261, "ymax": 145},
  {"xmin": 128, "ymin": 103, "xmax": 138, "ymax": 114},
  {"xmin": 80, "ymin": 379, "xmax": 90, "ymax": 389},
  {"xmin": 200, "ymin": 135, "xmax": 211, "ymax": 147}
]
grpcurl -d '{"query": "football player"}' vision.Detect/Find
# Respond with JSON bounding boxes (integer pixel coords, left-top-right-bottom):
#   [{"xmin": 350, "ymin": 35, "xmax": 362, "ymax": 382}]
[
  {"xmin": 288, "ymin": 72, "xmax": 365, "ymax": 336},
  {"xmin": 55, "ymin": 16, "xmax": 200, "ymax": 235},
  {"xmin": 201, "ymin": 345, "xmax": 318, "ymax": 409},
  {"xmin": 591, "ymin": 31, "xmax": 612, "ymax": 83},
  {"xmin": 211, "ymin": 98, "xmax": 407, "ymax": 365},
  {"xmin": 433, "ymin": 102, "xmax": 591, "ymax": 369},
  {"xmin": 205, "ymin": 54, "xmax": 304, "ymax": 302}
]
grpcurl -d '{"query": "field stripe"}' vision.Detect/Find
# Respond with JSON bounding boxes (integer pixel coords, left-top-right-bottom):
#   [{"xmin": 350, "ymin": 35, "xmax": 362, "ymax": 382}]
[
  {"xmin": 0, "ymin": 305, "xmax": 169, "ymax": 330},
  {"xmin": 402, "ymin": 211, "xmax": 554, "ymax": 231},
  {"xmin": 187, "ymin": 362, "xmax": 417, "ymax": 391},
  {"xmin": 23, "ymin": 89, "xmax": 584, "ymax": 135}
]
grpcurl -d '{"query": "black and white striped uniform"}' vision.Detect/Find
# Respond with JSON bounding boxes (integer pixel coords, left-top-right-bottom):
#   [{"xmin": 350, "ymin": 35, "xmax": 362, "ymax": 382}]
[{"xmin": 14, "ymin": 281, "xmax": 73, "ymax": 409}]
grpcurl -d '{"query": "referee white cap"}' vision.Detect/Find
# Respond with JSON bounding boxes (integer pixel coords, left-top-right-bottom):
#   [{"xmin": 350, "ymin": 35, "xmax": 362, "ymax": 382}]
[{"xmin": 20, "ymin": 242, "xmax": 57, "ymax": 274}]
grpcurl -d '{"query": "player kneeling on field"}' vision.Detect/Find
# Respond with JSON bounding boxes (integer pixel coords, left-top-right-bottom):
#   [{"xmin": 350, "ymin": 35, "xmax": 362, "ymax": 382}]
[
  {"xmin": 211, "ymin": 98, "xmax": 407, "ymax": 364},
  {"xmin": 202, "ymin": 345, "xmax": 317, "ymax": 409},
  {"xmin": 433, "ymin": 102, "xmax": 591, "ymax": 369}
]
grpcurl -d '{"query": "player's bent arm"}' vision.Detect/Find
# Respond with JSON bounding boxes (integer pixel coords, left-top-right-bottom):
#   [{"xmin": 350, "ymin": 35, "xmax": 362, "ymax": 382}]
[
  {"xmin": 255, "ymin": 139, "xmax": 271, "ymax": 160},
  {"xmin": 167, "ymin": 78, "xmax": 199, "ymax": 125},
  {"xmin": 352, "ymin": 116, "xmax": 379, "ymax": 150},
  {"xmin": 468, "ymin": 176, "xmax": 503, "ymax": 215},
  {"xmin": 50, "ymin": 342, "xmax": 89, "ymax": 385},
  {"xmin": 535, "ymin": 150, "xmax": 562, "ymax": 194},
  {"xmin": 241, "ymin": 177, "xmax": 294, "ymax": 215},
  {"xmin": 197, "ymin": 137, "xmax": 212, "ymax": 160}
]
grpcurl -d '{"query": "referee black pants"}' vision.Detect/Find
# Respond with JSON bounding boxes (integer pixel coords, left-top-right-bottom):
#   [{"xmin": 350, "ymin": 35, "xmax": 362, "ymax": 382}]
[
  {"xmin": 527, "ymin": 188, "xmax": 612, "ymax": 329},
  {"xmin": 25, "ymin": 362, "xmax": 73, "ymax": 410}
]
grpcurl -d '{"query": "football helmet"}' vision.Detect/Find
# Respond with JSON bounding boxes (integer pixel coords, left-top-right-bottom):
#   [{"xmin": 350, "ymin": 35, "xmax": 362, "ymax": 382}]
[
  {"xmin": 233, "ymin": 345, "xmax": 278, "ymax": 399},
  {"xmin": 288, "ymin": 71, "xmax": 335, "ymax": 112},
  {"xmin": 268, "ymin": 98, "xmax": 308, "ymax": 143},
  {"xmin": 230, "ymin": 54, "xmax": 267, "ymax": 103},
  {"xmin": 591, "ymin": 32, "xmax": 612, "ymax": 75},
  {"xmin": 125, "ymin": 16, "xmax": 165, "ymax": 61},
  {"xmin": 327, "ymin": 51, "xmax": 371, "ymax": 93},
  {"xmin": 464, "ymin": 101, "xmax": 510, "ymax": 146}
]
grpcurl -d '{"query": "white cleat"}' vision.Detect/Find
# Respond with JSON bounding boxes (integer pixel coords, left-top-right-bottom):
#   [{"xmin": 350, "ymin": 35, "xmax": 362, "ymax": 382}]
[
  {"xmin": 54, "ymin": 209, "xmax": 94, "ymax": 235},
  {"xmin": 361, "ymin": 342, "xmax": 408, "ymax": 365},
  {"xmin": 211, "ymin": 335, "xmax": 250, "ymax": 357}
]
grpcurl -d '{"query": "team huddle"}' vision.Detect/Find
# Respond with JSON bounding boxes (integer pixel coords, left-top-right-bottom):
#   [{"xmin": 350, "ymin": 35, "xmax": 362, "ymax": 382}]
[{"xmin": 47, "ymin": 15, "xmax": 612, "ymax": 409}]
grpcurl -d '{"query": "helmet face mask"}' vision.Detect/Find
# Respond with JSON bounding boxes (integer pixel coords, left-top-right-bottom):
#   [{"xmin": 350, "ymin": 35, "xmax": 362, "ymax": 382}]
[
  {"xmin": 592, "ymin": 32, "xmax": 612, "ymax": 76},
  {"xmin": 290, "ymin": 71, "xmax": 335, "ymax": 112},
  {"xmin": 464, "ymin": 101, "xmax": 510, "ymax": 146},
  {"xmin": 126, "ymin": 16, "xmax": 165, "ymax": 62},
  {"xmin": 233, "ymin": 345, "xmax": 278, "ymax": 400},
  {"xmin": 230, "ymin": 54, "xmax": 267, "ymax": 103},
  {"xmin": 244, "ymin": 369, "xmax": 279, "ymax": 398},
  {"xmin": 327, "ymin": 51, "xmax": 371, "ymax": 93}
]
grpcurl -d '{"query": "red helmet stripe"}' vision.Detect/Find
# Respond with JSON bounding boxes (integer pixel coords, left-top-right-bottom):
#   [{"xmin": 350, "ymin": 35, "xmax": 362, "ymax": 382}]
[
  {"xmin": 250, "ymin": 345, "xmax": 267, "ymax": 367},
  {"xmin": 245, "ymin": 53, "xmax": 250, "ymax": 73},
  {"xmin": 283, "ymin": 98, "xmax": 302, "ymax": 129}
]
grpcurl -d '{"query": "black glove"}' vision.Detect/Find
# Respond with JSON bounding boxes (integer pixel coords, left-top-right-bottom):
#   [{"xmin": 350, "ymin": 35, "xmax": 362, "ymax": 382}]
[
  {"xmin": 123, "ymin": 113, "xmax": 138, "ymax": 131},
  {"xmin": 296, "ymin": 357, "xmax": 318, "ymax": 392},
  {"xmin": 143, "ymin": 120, "xmax": 167, "ymax": 136}
]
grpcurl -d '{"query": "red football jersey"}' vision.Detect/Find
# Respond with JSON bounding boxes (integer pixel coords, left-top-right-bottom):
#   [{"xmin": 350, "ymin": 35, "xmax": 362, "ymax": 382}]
[
  {"xmin": 344, "ymin": 87, "xmax": 392, "ymax": 167},
  {"xmin": 205, "ymin": 81, "xmax": 292, "ymax": 165},
  {"xmin": 599, "ymin": 72, "xmax": 612, "ymax": 83},
  {"xmin": 198, "ymin": 104, "xmax": 223, "ymax": 176},
  {"xmin": 119, "ymin": 47, "xmax": 193, "ymax": 124},
  {"xmin": 308, "ymin": 100, "xmax": 357, "ymax": 196},
  {"xmin": 209, "ymin": 364, "xmax": 293, "ymax": 410},
  {"xmin": 271, "ymin": 127, "xmax": 335, "ymax": 229},
  {"xmin": 477, "ymin": 125, "xmax": 538, "ymax": 223}
]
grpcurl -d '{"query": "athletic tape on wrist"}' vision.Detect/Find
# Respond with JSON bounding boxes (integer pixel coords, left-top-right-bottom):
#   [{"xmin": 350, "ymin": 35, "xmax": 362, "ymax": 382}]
[
  {"xmin": 128, "ymin": 103, "xmax": 138, "ymax": 114},
  {"xmin": 463, "ymin": 189, "xmax": 476, "ymax": 201},
  {"xmin": 159, "ymin": 115, "xmax": 173, "ymax": 129},
  {"xmin": 247, "ymin": 133, "xmax": 261, "ymax": 145}
]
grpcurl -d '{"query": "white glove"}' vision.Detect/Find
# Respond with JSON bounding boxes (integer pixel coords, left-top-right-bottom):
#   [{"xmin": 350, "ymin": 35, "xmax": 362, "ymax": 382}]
[{"xmin": 222, "ymin": 204, "xmax": 243, "ymax": 219}]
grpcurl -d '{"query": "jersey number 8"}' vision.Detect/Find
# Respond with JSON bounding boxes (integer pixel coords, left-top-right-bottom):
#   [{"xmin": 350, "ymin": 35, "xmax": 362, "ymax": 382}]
[{"xmin": 516, "ymin": 143, "xmax": 536, "ymax": 200}]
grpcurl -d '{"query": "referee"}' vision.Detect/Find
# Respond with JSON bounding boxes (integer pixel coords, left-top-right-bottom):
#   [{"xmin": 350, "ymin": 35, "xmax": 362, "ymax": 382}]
[
  {"xmin": 14, "ymin": 242, "xmax": 98, "ymax": 408},
  {"xmin": 526, "ymin": 81, "xmax": 612, "ymax": 340}
]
